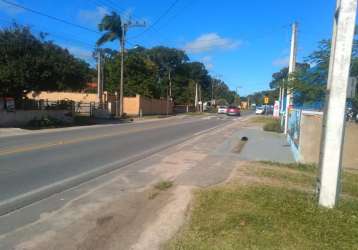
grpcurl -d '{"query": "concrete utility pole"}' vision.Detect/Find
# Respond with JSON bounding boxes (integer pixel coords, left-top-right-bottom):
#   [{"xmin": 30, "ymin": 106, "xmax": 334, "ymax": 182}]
[
  {"xmin": 195, "ymin": 82, "xmax": 198, "ymax": 111},
  {"xmin": 97, "ymin": 51, "xmax": 103, "ymax": 108},
  {"xmin": 118, "ymin": 18, "xmax": 146, "ymax": 117},
  {"xmin": 284, "ymin": 22, "xmax": 298, "ymax": 134},
  {"xmin": 166, "ymin": 70, "xmax": 172, "ymax": 116},
  {"xmin": 211, "ymin": 78, "xmax": 214, "ymax": 102},
  {"xmin": 318, "ymin": 0, "xmax": 357, "ymax": 208},
  {"xmin": 168, "ymin": 70, "xmax": 172, "ymax": 98}
]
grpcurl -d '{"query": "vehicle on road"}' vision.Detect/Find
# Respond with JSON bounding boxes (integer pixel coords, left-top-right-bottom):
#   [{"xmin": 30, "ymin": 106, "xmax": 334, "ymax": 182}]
[
  {"xmin": 217, "ymin": 106, "xmax": 228, "ymax": 114},
  {"xmin": 226, "ymin": 106, "xmax": 241, "ymax": 116},
  {"xmin": 255, "ymin": 106, "xmax": 265, "ymax": 115}
]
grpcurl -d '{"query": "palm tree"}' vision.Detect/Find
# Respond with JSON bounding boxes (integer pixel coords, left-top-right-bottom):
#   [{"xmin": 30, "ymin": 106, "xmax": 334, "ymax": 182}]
[{"xmin": 97, "ymin": 12, "xmax": 125, "ymax": 117}]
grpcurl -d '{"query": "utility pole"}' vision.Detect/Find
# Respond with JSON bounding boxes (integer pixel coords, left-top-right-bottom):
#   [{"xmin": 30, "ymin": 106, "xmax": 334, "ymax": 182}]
[
  {"xmin": 318, "ymin": 0, "xmax": 357, "ymax": 208},
  {"xmin": 199, "ymin": 84, "xmax": 202, "ymax": 112},
  {"xmin": 168, "ymin": 70, "xmax": 172, "ymax": 98},
  {"xmin": 97, "ymin": 51, "xmax": 103, "ymax": 108},
  {"xmin": 166, "ymin": 70, "xmax": 172, "ymax": 116},
  {"xmin": 118, "ymin": 18, "xmax": 146, "ymax": 117},
  {"xmin": 195, "ymin": 82, "xmax": 198, "ymax": 111},
  {"xmin": 284, "ymin": 22, "xmax": 298, "ymax": 134},
  {"xmin": 211, "ymin": 78, "xmax": 214, "ymax": 102}
]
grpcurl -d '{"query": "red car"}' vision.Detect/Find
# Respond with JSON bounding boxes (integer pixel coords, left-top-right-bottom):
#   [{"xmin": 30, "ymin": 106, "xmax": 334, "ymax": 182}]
[{"xmin": 226, "ymin": 106, "xmax": 241, "ymax": 116}]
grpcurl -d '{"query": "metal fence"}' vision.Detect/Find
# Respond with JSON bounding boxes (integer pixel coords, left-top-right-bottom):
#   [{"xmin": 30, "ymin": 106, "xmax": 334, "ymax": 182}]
[
  {"xmin": 12, "ymin": 99, "xmax": 100, "ymax": 117},
  {"xmin": 287, "ymin": 109, "xmax": 302, "ymax": 149},
  {"xmin": 15, "ymin": 99, "xmax": 74, "ymax": 111}
]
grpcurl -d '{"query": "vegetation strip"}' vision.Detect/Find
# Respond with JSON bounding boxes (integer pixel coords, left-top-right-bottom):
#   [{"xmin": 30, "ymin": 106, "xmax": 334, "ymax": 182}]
[{"xmin": 167, "ymin": 162, "xmax": 358, "ymax": 250}]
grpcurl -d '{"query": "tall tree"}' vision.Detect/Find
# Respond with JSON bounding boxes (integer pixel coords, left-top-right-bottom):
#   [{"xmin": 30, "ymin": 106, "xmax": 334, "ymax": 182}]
[{"xmin": 0, "ymin": 24, "xmax": 92, "ymax": 100}]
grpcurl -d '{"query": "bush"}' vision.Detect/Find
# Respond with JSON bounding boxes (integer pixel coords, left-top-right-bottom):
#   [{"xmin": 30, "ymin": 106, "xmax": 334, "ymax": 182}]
[
  {"xmin": 25, "ymin": 116, "xmax": 68, "ymax": 129},
  {"xmin": 263, "ymin": 119, "xmax": 282, "ymax": 133}
]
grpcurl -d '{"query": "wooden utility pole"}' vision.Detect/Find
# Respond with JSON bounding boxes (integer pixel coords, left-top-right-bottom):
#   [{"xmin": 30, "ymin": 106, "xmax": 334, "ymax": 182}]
[
  {"xmin": 284, "ymin": 22, "xmax": 297, "ymax": 134},
  {"xmin": 318, "ymin": 0, "xmax": 357, "ymax": 208}
]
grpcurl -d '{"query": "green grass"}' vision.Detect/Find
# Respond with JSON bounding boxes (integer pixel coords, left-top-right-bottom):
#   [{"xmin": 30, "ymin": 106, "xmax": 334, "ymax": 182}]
[
  {"xmin": 250, "ymin": 116, "xmax": 276, "ymax": 123},
  {"xmin": 259, "ymin": 161, "xmax": 317, "ymax": 173},
  {"xmin": 342, "ymin": 171, "xmax": 358, "ymax": 197},
  {"xmin": 263, "ymin": 119, "xmax": 283, "ymax": 133},
  {"xmin": 257, "ymin": 168, "xmax": 316, "ymax": 187},
  {"xmin": 167, "ymin": 163, "xmax": 358, "ymax": 250},
  {"xmin": 154, "ymin": 180, "xmax": 173, "ymax": 191},
  {"xmin": 24, "ymin": 116, "xmax": 69, "ymax": 129},
  {"xmin": 249, "ymin": 116, "xmax": 283, "ymax": 133}
]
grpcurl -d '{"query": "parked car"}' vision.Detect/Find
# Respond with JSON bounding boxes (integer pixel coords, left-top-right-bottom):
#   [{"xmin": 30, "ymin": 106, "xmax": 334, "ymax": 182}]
[
  {"xmin": 226, "ymin": 106, "xmax": 241, "ymax": 116},
  {"xmin": 255, "ymin": 106, "xmax": 265, "ymax": 115},
  {"xmin": 217, "ymin": 106, "xmax": 228, "ymax": 114}
]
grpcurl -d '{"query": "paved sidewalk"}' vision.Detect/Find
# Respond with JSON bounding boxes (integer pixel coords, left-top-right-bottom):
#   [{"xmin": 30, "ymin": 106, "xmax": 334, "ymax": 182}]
[{"xmin": 215, "ymin": 124, "xmax": 295, "ymax": 163}]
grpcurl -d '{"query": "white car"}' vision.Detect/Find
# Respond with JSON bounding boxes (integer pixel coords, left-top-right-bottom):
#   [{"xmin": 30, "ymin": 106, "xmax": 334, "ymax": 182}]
[
  {"xmin": 255, "ymin": 107, "xmax": 265, "ymax": 115},
  {"xmin": 217, "ymin": 106, "xmax": 228, "ymax": 114}
]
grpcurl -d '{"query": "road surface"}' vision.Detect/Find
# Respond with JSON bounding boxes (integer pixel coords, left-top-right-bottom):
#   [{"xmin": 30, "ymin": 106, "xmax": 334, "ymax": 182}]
[{"xmin": 0, "ymin": 114, "xmax": 245, "ymax": 214}]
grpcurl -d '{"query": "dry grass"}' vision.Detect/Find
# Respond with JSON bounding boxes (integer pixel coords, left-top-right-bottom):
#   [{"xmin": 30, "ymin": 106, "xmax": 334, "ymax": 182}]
[{"xmin": 148, "ymin": 180, "xmax": 174, "ymax": 200}]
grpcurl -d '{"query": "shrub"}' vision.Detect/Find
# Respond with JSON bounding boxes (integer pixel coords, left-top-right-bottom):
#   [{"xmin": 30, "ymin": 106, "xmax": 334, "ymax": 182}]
[{"xmin": 263, "ymin": 119, "xmax": 282, "ymax": 133}]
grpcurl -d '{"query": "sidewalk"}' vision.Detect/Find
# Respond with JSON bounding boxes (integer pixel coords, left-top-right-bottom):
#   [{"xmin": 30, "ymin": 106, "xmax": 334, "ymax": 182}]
[{"xmin": 236, "ymin": 125, "xmax": 294, "ymax": 163}]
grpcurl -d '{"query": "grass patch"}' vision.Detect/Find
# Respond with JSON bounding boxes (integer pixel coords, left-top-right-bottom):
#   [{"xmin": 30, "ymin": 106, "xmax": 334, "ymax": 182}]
[
  {"xmin": 24, "ymin": 116, "xmax": 70, "ymax": 129},
  {"xmin": 250, "ymin": 116, "xmax": 283, "ymax": 133},
  {"xmin": 149, "ymin": 180, "xmax": 174, "ymax": 200},
  {"xmin": 342, "ymin": 171, "xmax": 358, "ymax": 197},
  {"xmin": 23, "ymin": 115, "xmax": 97, "ymax": 130},
  {"xmin": 185, "ymin": 112, "xmax": 210, "ymax": 116},
  {"xmin": 167, "ymin": 162, "xmax": 358, "ymax": 250},
  {"xmin": 250, "ymin": 116, "xmax": 276, "ymax": 123},
  {"xmin": 154, "ymin": 180, "xmax": 173, "ymax": 191},
  {"xmin": 260, "ymin": 161, "xmax": 317, "ymax": 173},
  {"xmin": 263, "ymin": 119, "xmax": 282, "ymax": 133}
]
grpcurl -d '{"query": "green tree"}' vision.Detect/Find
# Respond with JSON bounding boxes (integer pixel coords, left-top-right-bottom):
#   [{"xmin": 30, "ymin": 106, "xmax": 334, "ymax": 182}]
[
  {"xmin": 269, "ymin": 63, "xmax": 310, "ymax": 89},
  {"xmin": 0, "ymin": 24, "xmax": 92, "ymax": 100},
  {"xmin": 101, "ymin": 46, "xmax": 235, "ymax": 105}
]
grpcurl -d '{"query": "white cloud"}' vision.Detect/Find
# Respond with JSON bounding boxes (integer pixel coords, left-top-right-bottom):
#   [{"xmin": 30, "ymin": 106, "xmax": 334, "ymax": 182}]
[
  {"xmin": 201, "ymin": 56, "xmax": 214, "ymax": 70},
  {"xmin": 184, "ymin": 33, "xmax": 240, "ymax": 54},
  {"xmin": 272, "ymin": 56, "xmax": 289, "ymax": 67},
  {"xmin": 0, "ymin": 1, "xmax": 24, "ymax": 15},
  {"xmin": 78, "ymin": 7, "xmax": 109, "ymax": 26}
]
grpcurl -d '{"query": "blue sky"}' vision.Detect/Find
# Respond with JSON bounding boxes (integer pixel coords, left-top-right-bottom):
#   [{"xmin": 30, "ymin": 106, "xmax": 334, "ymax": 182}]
[{"xmin": 0, "ymin": 0, "xmax": 339, "ymax": 95}]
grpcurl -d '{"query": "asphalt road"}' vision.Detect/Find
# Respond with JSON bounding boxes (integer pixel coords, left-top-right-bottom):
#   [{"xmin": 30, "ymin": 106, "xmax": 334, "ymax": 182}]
[{"xmin": 0, "ymin": 114, "xmax": 244, "ymax": 213}]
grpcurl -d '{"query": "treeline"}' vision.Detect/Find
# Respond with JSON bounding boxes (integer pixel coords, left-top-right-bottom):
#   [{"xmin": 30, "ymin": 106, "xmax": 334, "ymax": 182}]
[
  {"xmin": 0, "ymin": 24, "xmax": 93, "ymax": 99},
  {"xmin": 0, "ymin": 24, "xmax": 236, "ymax": 105},
  {"xmin": 100, "ymin": 46, "xmax": 236, "ymax": 104}
]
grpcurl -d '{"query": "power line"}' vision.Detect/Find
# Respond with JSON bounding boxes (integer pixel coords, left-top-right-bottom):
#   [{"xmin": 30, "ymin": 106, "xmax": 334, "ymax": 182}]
[
  {"xmin": 0, "ymin": 0, "xmax": 100, "ymax": 34},
  {"xmin": 153, "ymin": 0, "xmax": 196, "ymax": 32},
  {"xmin": 0, "ymin": 18, "xmax": 96, "ymax": 49},
  {"xmin": 0, "ymin": 0, "xmax": 143, "ymax": 49},
  {"xmin": 128, "ymin": 0, "xmax": 180, "ymax": 39}
]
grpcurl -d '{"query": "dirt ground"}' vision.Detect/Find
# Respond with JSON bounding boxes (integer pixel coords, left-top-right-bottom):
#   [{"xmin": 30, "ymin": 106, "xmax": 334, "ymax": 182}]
[{"xmin": 1, "ymin": 116, "xmax": 252, "ymax": 250}]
